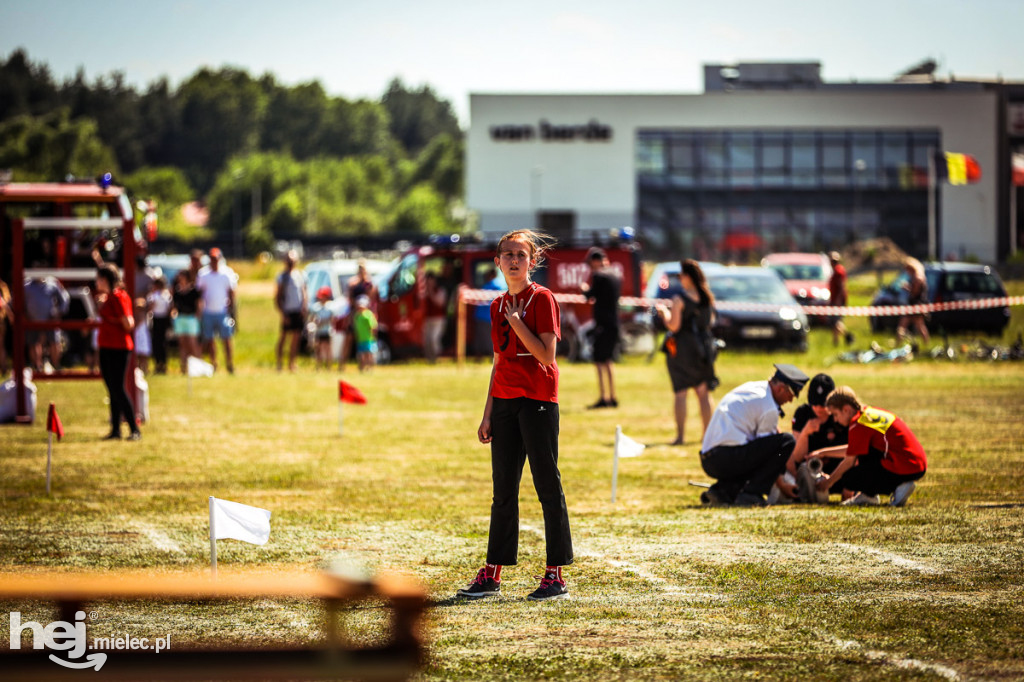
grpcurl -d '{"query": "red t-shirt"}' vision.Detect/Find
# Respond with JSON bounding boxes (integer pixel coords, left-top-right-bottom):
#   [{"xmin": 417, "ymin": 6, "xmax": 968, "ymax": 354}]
[
  {"xmin": 829, "ymin": 263, "xmax": 848, "ymax": 306},
  {"xmin": 97, "ymin": 288, "xmax": 134, "ymax": 351},
  {"xmin": 490, "ymin": 282, "xmax": 560, "ymax": 403},
  {"xmin": 846, "ymin": 406, "xmax": 927, "ymax": 475}
]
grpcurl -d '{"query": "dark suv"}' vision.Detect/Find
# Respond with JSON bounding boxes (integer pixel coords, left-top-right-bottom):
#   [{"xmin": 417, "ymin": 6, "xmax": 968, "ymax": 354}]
[{"xmin": 870, "ymin": 262, "xmax": 1010, "ymax": 335}]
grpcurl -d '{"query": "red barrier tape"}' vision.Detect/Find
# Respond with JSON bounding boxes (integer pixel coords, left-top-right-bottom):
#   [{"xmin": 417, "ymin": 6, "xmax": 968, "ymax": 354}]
[{"xmin": 459, "ymin": 288, "xmax": 1023, "ymax": 318}]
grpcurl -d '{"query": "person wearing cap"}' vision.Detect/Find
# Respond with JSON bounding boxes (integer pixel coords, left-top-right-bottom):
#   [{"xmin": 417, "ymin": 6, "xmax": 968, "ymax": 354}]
[
  {"xmin": 275, "ymin": 249, "xmax": 307, "ymax": 372},
  {"xmin": 828, "ymin": 252, "xmax": 854, "ymax": 347},
  {"xmin": 768, "ymin": 373, "xmax": 849, "ymax": 504},
  {"xmin": 352, "ymin": 294, "xmax": 378, "ymax": 372},
  {"xmin": 581, "ymin": 247, "xmax": 622, "ymax": 408},
  {"xmin": 815, "ymin": 385, "xmax": 926, "ymax": 507},
  {"xmin": 196, "ymin": 247, "xmax": 236, "ymax": 374},
  {"xmin": 309, "ymin": 286, "xmax": 336, "ymax": 370},
  {"xmin": 699, "ymin": 363, "xmax": 809, "ymax": 506}
]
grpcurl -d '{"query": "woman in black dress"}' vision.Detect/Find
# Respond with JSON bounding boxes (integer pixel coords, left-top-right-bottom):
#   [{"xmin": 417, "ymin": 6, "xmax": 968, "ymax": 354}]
[{"xmin": 657, "ymin": 259, "xmax": 717, "ymax": 445}]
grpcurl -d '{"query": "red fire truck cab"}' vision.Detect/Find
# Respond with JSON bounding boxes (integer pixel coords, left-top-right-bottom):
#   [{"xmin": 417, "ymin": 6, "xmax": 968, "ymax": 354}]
[{"xmin": 375, "ymin": 238, "xmax": 645, "ymax": 360}]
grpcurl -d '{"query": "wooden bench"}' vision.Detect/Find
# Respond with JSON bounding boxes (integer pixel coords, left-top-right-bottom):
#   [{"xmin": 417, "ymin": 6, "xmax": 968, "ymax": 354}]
[{"xmin": 0, "ymin": 570, "xmax": 427, "ymax": 680}]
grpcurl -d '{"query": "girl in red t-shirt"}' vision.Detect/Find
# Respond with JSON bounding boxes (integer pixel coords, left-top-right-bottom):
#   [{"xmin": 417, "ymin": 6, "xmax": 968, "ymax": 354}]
[
  {"xmin": 457, "ymin": 230, "xmax": 573, "ymax": 602},
  {"xmin": 96, "ymin": 264, "xmax": 141, "ymax": 441}
]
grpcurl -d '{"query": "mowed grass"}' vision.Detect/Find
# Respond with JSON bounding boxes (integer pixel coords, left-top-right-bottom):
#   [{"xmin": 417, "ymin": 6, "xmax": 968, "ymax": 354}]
[{"xmin": 2, "ymin": 268, "xmax": 1024, "ymax": 680}]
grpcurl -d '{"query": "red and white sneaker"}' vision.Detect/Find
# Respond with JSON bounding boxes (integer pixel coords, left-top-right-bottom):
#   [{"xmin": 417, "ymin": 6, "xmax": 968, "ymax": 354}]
[
  {"xmin": 456, "ymin": 568, "xmax": 501, "ymax": 598},
  {"xmin": 526, "ymin": 572, "xmax": 569, "ymax": 601}
]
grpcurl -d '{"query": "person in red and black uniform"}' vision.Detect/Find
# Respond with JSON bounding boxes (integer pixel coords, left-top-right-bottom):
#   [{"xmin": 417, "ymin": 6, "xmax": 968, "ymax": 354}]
[
  {"xmin": 770, "ymin": 373, "xmax": 848, "ymax": 503},
  {"xmin": 457, "ymin": 230, "xmax": 573, "ymax": 602},
  {"xmin": 95, "ymin": 264, "xmax": 141, "ymax": 441},
  {"xmin": 815, "ymin": 385, "xmax": 926, "ymax": 507}
]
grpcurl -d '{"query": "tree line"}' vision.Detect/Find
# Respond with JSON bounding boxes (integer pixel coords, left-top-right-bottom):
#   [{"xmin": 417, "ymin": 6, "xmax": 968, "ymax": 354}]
[{"xmin": 0, "ymin": 49, "xmax": 465, "ymax": 250}]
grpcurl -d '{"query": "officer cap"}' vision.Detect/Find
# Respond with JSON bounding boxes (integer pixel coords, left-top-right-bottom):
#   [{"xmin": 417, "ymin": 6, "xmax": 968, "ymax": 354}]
[
  {"xmin": 806, "ymin": 373, "xmax": 835, "ymax": 406},
  {"xmin": 772, "ymin": 363, "xmax": 809, "ymax": 396}
]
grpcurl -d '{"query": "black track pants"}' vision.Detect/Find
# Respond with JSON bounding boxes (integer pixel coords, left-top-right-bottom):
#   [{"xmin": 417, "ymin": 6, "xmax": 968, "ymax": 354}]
[
  {"xmin": 700, "ymin": 433, "xmax": 796, "ymax": 501},
  {"xmin": 486, "ymin": 397, "xmax": 573, "ymax": 567},
  {"xmin": 99, "ymin": 347, "xmax": 137, "ymax": 433}
]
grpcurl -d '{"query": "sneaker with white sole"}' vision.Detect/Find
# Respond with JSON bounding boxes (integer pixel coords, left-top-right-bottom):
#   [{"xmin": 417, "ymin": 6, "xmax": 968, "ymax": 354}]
[
  {"xmin": 526, "ymin": 573, "xmax": 569, "ymax": 601},
  {"xmin": 841, "ymin": 492, "xmax": 881, "ymax": 506},
  {"xmin": 889, "ymin": 481, "xmax": 917, "ymax": 507},
  {"xmin": 456, "ymin": 568, "xmax": 500, "ymax": 598}
]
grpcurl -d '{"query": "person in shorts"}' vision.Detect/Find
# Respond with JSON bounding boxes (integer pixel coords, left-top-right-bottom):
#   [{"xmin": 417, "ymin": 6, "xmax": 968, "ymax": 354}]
[
  {"xmin": 275, "ymin": 250, "xmax": 306, "ymax": 372},
  {"xmin": 309, "ymin": 286, "xmax": 335, "ymax": 370},
  {"xmin": 352, "ymin": 295, "xmax": 378, "ymax": 372},
  {"xmin": 196, "ymin": 248, "xmax": 237, "ymax": 374}
]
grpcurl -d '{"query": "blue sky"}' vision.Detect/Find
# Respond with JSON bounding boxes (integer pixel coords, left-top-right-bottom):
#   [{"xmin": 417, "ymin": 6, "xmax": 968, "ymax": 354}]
[{"xmin": 2, "ymin": 0, "xmax": 1022, "ymax": 124}]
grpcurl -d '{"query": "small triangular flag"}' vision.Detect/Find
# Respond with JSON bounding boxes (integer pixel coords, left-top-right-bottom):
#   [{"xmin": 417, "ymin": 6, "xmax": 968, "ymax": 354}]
[
  {"xmin": 339, "ymin": 380, "xmax": 367, "ymax": 405},
  {"xmin": 46, "ymin": 402, "xmax": 64, "ymax": 441},
  {"xmin": 616, "ymin": 430, "xmax": 645, "ymax": 458}
]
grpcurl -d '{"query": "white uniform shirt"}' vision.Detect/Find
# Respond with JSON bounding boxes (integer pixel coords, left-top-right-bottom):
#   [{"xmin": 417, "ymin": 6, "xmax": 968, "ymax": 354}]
[
  {"xmin": 196, "ymin": 270, "xmax": 235, "ymax": 314},
  {"xmin": 701, "ymin": 380, "xmax": 782, "ymax": 452}
]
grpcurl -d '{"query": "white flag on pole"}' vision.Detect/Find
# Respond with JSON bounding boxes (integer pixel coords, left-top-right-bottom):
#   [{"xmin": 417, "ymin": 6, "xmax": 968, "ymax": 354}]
[
  {"xmin": 187, "ymin": 355, "xmax": 215, "ymax": 378},
  {"xmin": 210, "ymin": 497, "xmax": 271, "ymax": 545},
  {"xmin": 616, "ymin": 431, "xmax": 646, "ymax": 458}
]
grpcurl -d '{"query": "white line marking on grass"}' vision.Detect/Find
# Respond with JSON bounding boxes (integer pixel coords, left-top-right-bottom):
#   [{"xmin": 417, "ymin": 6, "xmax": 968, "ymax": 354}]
[
  {"xmin": 836, "ymin": 543, "xmax": 943, "ymax": 574},
  {"xmin": 133, "ymin": 522, "xmax": 184, "ymax": 554},
  {"xmin": 832, "ymin": 637, "xmax": 960, "ymax": 680}
]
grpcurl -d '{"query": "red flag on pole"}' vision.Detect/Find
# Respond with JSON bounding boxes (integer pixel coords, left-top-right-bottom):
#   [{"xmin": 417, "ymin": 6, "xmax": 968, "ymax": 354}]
[
  {"xmin": 46, "ymin": 402, "xmax": 64, "ymax": 441},
  {"xmin": 339, "ymin": 380, "xmax": 367, "ymax": 405}
]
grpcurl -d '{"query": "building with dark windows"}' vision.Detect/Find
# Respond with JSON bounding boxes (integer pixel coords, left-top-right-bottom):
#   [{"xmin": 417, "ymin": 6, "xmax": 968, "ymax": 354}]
[{"xmin": 467, "ymin": 62, "xmax": 1023, "ymax": 262}]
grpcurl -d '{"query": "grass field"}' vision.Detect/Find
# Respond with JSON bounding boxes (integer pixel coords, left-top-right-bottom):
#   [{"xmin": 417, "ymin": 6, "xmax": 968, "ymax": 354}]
[{"xmin": 2, "ymin": 265, "xmax": 1023, "ymax": 680}]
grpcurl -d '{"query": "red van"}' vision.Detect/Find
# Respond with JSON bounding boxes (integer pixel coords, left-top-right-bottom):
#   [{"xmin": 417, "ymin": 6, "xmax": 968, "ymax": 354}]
[{"xmin": 375, "ymin": 239, "xmax": 644, "ymax": 360}]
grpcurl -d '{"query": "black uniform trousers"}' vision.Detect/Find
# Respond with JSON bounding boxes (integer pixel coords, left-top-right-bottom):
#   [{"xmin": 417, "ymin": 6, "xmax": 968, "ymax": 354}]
[
  {"xmin": 840, "ymin": 451, "xmax": 925, "ymax": 496},
  {"xmin": 700, "ymin": 433, "xmax": 796, "ymax": 502},
  {"xmin": 99, "ymin": 347, "xmax": 138, "ymax": 434},
  {"xmin": 151, "ymin": 316, "xmax": 171, "ymax": 368},
  {"xmin": 487, "ymin": 396, "xmax": 573, "ymax": 567}
]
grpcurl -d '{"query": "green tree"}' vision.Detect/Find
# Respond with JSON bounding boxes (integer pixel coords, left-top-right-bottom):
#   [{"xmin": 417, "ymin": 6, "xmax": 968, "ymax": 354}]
[
  {"xmin": 260, "ymin": 80, "xmax": 329, "ymax": 160},
  {"xmin": 406, "ymin": 133, "xmax": 464, "ymax": 200},
  {"xmin": 393, "ymin": 183, "xmax": 455, "ymax": 234},
  {"xmin": 0, "ymin": 49, "xmax": 61, "ymax": 121},
  {"xmin": 381, "ymin": 78, "xmax": 462, "ymax": 155},
  {"xmin": 175, "ymin": 67, "xmax": 268, "ymax": 194},
  {"xmin": 0, "ymin": 110, "xmax": 118, "ymax": 181}
]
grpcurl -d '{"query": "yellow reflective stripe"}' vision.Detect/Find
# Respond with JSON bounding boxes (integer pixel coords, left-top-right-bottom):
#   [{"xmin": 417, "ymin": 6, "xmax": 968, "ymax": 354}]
[{"xmin": 856, "ymin": 407, "xmax": 896, "ymax": 435}]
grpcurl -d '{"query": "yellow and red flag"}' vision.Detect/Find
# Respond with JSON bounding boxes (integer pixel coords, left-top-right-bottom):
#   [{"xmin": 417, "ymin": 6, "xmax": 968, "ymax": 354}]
[{"xmin": 935, "ymin": 152, "xmax": 981, "ymax": 185}]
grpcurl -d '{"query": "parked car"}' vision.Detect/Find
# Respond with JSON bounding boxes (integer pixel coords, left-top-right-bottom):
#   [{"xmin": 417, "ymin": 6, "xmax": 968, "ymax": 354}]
[
  {"xmin": 642, "ymin": 261, "xmax": 726, "ymax": 302},
  {"xmin": 706, "ymin": 266, "xmax": 809, "ymax": 352},
  {"xmin": 301, "ymin": 258, "xmax": 392, "ymax": 361},
  {"xmin": 761, "ymin": 252, "xmax": 833, "ymax": 324},
  {"xmin": 869, "ymin": 262, "xmax": 1010, "ymax": 335}
]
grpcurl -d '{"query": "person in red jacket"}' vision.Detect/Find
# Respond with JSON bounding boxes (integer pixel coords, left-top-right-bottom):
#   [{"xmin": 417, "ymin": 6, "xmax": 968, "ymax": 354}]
[
  {"xmin": 95, "ymin": 264, "xmax": 141, "ymax": 441},
  {"xmin": 815, "ymin": 385, "xmax": 926, "ymax": 506},
  {"xmin": 457, "ymin": 229, "xmax": 573, "ymax": 602},
  {"xmin": 828, "ymin": 252, "xmax": 854, "ymax": 347}
]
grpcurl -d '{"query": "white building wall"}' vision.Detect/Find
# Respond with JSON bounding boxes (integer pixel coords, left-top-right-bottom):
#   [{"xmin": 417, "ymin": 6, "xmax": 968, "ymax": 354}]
[{"xmin": 467, "ymin": 90, "xmax": 999, "ymax": 259}]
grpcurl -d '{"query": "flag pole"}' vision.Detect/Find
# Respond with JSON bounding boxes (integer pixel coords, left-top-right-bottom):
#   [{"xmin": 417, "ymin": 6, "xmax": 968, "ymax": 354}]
[
  {"xmin": 46, "ymin": 432, "xmax": 53, "ymax": 495},
  {"xmin": 928, "ymin": 148, "xmax": 937, "ymax": 261},
  {"xmin": 338, "ymin": 402, "xmax": 344, "ymax": 437},
  {"xmin": 611, "ymin": 426, "xmax": 621, "ymax": 504},
  {"xmin": 209, "ymin": 496, "xmax": 218, "ymax": 579}
]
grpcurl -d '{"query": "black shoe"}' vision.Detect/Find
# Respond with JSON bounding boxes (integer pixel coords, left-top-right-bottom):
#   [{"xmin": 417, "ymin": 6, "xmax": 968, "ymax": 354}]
[
  {"xmin": 456, "ymin": 568, "xmax": 500, "ymax": 598},
  {"xmin": 127, "ymin": 431, "xmax": 142, "ymax": 441},
  {"xmin": 700, "ymin": 487, "xmax": 730, "ymax": 506},
  {"xmin": 587, "ymin": 399, "xmax": 609, "ymax": 410},
  {"xmin": 527, "ymin": 573, "xmax": 569, "ymax": 601},
  {"xmin": 608, "ymin": 398, "xmax": 619, "ymax": 408},
  {"xmin": 102, "ymin": 432, "xmax": 121, "ymax": 441},
  {"xmin": 845, "ymin": 332, "xmax": 856, "ymax": 346},
  {"xmin": 734, "ymin": 492, "xmax": 767, "ymax": 507}
]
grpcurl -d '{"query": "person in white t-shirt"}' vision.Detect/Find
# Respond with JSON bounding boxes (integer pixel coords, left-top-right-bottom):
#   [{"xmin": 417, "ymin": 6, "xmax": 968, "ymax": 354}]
[
  {"xmin": 146, "ymin": 276, "xmax": 173, "ymax": 374},
  {"xmin": 196, "ymin": 247, "xmax": 237, "ymax": 374}
]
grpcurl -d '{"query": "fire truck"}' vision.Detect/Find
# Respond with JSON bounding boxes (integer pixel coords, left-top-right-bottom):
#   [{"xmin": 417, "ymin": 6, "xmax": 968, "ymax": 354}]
[
  {"xmin": 0, "ymin": 176, "xmax": 145, "ymax": 422},
  {"xmin": 375, "ymin": 236, "xmax": 647, "ymax": 361}
]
